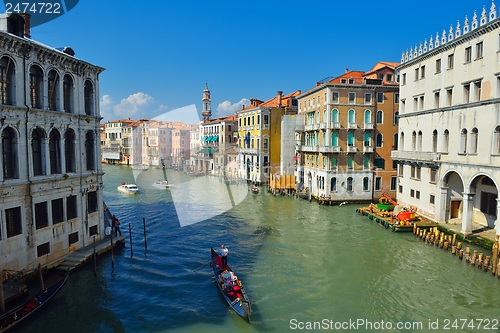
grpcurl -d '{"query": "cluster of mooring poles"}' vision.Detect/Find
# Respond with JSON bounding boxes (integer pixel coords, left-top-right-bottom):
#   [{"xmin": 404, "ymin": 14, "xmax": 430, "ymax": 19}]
[{"xmin": 414, "ymin": 225, "xmax": 500, "ymax": 278}]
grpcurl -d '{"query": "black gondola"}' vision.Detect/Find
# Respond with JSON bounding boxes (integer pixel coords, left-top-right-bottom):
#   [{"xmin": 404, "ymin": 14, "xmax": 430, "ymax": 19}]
[
  {"xmin": 0, "ymin": 272, "xmax": 68, "ymax": 332},
  {"xmin": 210, "ymin": 248, "xmax": 251, "ymax": 322}
]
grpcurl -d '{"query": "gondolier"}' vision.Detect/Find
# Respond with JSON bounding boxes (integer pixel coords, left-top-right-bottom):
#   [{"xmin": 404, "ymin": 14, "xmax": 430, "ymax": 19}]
[{"xmin": 220, "ymin": 244, "xmax": 228, "ymax": 268}]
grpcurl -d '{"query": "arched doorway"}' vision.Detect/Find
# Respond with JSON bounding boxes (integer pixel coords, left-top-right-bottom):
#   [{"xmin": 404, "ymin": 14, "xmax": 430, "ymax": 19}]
[
  {"xmin": 442, "ymin": 171, "xmax": 464, "ymax": 222},
  {"xmin": 470, "ymin": 175, "xmax": 498, "ymax": 228}
]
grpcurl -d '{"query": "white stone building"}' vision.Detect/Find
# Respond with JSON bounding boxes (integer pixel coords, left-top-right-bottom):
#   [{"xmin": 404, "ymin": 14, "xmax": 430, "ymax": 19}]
[
  {"xmin": 392, "ymin": 2, "xmax": 500, "ymax": 235},
  {"xmin": 0, "ymin": 14, "xmax": 105, "ymax": 272}
]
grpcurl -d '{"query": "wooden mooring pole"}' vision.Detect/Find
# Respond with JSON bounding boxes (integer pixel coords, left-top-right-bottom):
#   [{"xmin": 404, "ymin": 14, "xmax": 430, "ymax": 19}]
[
  {"xmin": 492, "ymin": 235, "xmax": 499, "ymax": 276},
  {"xmin": 38, "ymin": 263, "xmax": 45, "ymax": 291},
  {"xmin": 93, "ymin": 236, "xmax": 97, "ymax": 277},
  {"xmin": 129, "ymin": 222, "xmax": 133, "ymax": 258},
  {"xmin": 143, "ymin": 217, "xmax": 148, "ymax": 250}
]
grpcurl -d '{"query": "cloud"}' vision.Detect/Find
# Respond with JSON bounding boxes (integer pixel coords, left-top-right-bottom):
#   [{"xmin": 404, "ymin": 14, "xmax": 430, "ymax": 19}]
[
  {"xmin": 216, "ymin": 98, "xmax": 249, "ymax": 117},
  {"xmin": 113, "ymin": 92, "xmax": 154, "ymax": 117},
  {"xmin": 154, "ymin": 104, "xmax": 199, "ymax": 124}
]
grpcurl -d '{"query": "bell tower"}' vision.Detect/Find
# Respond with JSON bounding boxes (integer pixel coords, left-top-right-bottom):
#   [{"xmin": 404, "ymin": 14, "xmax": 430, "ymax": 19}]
[{"xmin": 201, "ymin": 83, "xmax": 212, "ymax": 122}]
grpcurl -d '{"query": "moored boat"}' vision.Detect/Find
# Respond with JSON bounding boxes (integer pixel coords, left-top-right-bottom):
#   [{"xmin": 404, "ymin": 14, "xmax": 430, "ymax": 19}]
[
  {"xmin": 251, "ymin": 186, "xmax": 259, "ymax": 194},
  {"xmin": 210, "ymin": 248, "xmax": 251, "ymax": 322},
  {"xmin": 0, "ymin": 273, "xmax": 68, "ymax": 332},
  {"xmin": 117, "ymin": 183, "xmax": 139, "ymax": 194},
  {"xmin": 152, "ymin": 180, "xmax": 173, "ymax": 189}
]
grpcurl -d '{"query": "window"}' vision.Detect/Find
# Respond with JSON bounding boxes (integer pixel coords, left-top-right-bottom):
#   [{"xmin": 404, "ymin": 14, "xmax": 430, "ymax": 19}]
[
  {"xmin": 85, "ymin": 131, "xmax": 95, "ymax": 171},
  {"xmin": 448, "ymin": 54, "xmax": 454, "ymax": 69},
  {"xmin": 394, "ymin": 111, "xmax": 399, "ymax": 125},
  {"xmin": 363, "ymin": 156, "xmax": 370, "ymax": 169},
  {"xmin": 481, "ymin": 191, "xmax": 497, "ymax": 216},
  {"xmin": 0, "ymin": 56, "xmax": 14, "ymax": 105},
  {"xmin": 377, "ymin": 92, "xmax": 384, "ymax": 103},
  {"xmin": 465, "ymin": 46, "xmax": 472, "ymax": 63},
  {"xmin": 332, "ymin": 92, "xmax": 339, "ymax": 103},
  {"xmin": 420, "ymin": 66, "xmax": 425, "ymax": 79},
  {"xmin": 414, "ymin": 68, "xmax": 419, "ymax": 81},
  {"xmin": 416, "ymin": 191, "xmax": 420, "ymax": 199},
  {"xmin": 376, "ymin": 133, "xmax": 383, "ymax": 148},
  {"xmin": 386, "ymin": 74, "xmax": 393, "ymax": 82},
  {"xmin": 399, "ymin": 185, "xmax": 403, "ymax": 193},
  {"xmin": 348, "ymin": 92, "xmax": 356, "ymax": 104},
  {"xmin": 394, "ymin": 93, "xmax": 399, "ymax": 104},
  {"xmin": 416, "ymin": 167, "xmax": 421, "ymax": 180},
  {"xmin": 390, "ymin": 176, "xmax": 397, "ymax": 191},
  {"xmin": 430, "ymin": 195, "xmax": 435, "ymax": 204},
  {"xmin": 52, "ymin": 198, "xmax": 64, "ymax": 225},
  {"xmin": 432, "ymin": 130, "xmax": 438, "ymax": 152},
  {"xmin": 374, "ymin": 157, "xmax": 385, "ymax": 169},
  {"xmin": 446, "ymin": 88, "xmax": 453, "ymax": 106},
  {"xmin": 402, "ymin": 73, "xmax": 406, "ymax": 85},
  {"xmin": 88, "ymin": 191, "xmax": 98, "ymax": 213},
  {"xmin": 347, "ymin": 157, "xmax": 354, "ymax": 169},
  {"xmin": 393, "ymin": 133, "xmax": 398, "ymax": 150},
  {"xmin": 331, "ymin": 177, "xmax": 337, "ymax": 191},
  {"xmin": 376, "ymin": 110, "xmax": 383, "ymax": 124},
  {"xmin": 474, "ymin": 81, "xmax": 481, "ymax": 102},
  {"xmin": 47, "ymin": 70, "xmax": 59, "ymax": 111},
  {"xmin": 84, "ymin": 80, "xmax": 93, "ymax": 116},
  {"xmin": 67, "ymin": 195, "xmax": 77, "ymax": 220},
  {"xmin": 363, "ymin": 177, "xmax": 369, "ymax": 191},
  {"xmin": 411, "ymin": 166, "xmax": 416, "ymax": 178},
  {"xmin": 6, "ymin": 206, "xmax": 22, "ymax": 238},
  {"xmin": 64, "ymin": 129, "xmax": 76, "ymax": 172},
  {"xmin": 263, "ymin": 115, "xmax": 269, "ymax": 128},
  {"xmin": 470, "ymin": 128, "xmax": 478, "ymax": 154},
  {"xmin": 347, "ymin": 177, "xmax": 353, "ymax": 191},
  {"xmin": 49, "ymin": 130, "xmax": 61, "ymax": 174},
  {"xmin": 364, "ymin": 133, "xmax": 371, "ymax": 147},
  {"xmin": 348, "ymin": 109, "xmax": 355, "ymax": 124},
  {"xmin": 493, "ymin": 126, "xmax": 500, "ymax": 154},
  {"xmin": 464, "ymin": 84, "xmax": 470, "ymax": 103},
  {"xmin": 364, "ymin": 93, "xmax": 372, "ymax": 105},
  {"xmin": 63, "ymin": 74, "xmax": 73, "ymax": 113},
  {"xmin": 32, "ymin": 128, "xmax": 45, "ymax": 176},
  {"xmin": 430, "ymin": 169, "xmax": 437, "ymax": 183},
  {"xmin": 460, "ymin": 128, "xmax": 467, "ymax": 154},
  {"xmin": 89, "ymin": 225, "xmax": 98, "ymax": 236},
  {"xmin": 412, "ymin": 131, "xmax": 417, "ymax": 150},
  {"xmin": 35, "ymin": 201, "xmax": 49, "ymax": 229},
  {"xmin": 443, "ymin": 129, "xmax": 449, "ymax": 153},
  {"xmin": 347, "ymin": 132, "xmax": 355, "ymax": 146},
  {"xmin": 2, "ymin": 127, "xmax": 18, "ymax": 179},
  {"xmin": 435, "ymin": 59, "xmax": 441, "ymax": 73},
  {"xmin": 375, "ymin": 177, "xmax": 382, "ymax": 191},
  {"xmin": 30, "ymin": 65, "xmax": 42, "ymax": 109},
  {"xmin": 341, "ymin": 78, "xmax": 347, "ymax": 84},
  {"xmin": 410, "ymin": 189, "xmax": 415, "ymax": 197},
  {"xmin": 348, "ymin": 78, "xmax": 354, "ymax": 84},
  {"xmin": 69, "ymin": 231, "xmax": 82, "ymax": 246},
  {"xmin": 263, "ymin": 138, "xmax": 268, "ymax": 149},
  {"xmin": 476, "ymin": 42, "xmax": 483, "ymax": 59},
  {"xmin": 434, "ymin": 91, "xmax": 440, "ymax": 108},
  {"xmin": 417, "ymin": 131, "xmax": 422, "ymax": 151},
  {"xmin": 37, "ymin": 242, "xmax": 50, "ymax": 257}
]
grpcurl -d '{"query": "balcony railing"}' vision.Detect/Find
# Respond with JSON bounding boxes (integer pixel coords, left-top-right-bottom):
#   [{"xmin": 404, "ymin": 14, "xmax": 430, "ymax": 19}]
[
  {"xmin": 305, "ymin": 124, "xmax": 315, "ymax": 131},
  {"xmin": 364, "ymin": 123, "xmax": 374, "ymax": 130},
  {"xmin": 347, "ymin": 122, "xmax": 357, "ymax": 129},
  {"xmin": 238, "ymin": 148, "xmax": 259, "ymax": 154},
  {"xmin": 318, "ymin": 146, "xmax": 340, "ymax": 153},
  {"xmin": 319, "ymin": 122, "xmax": 327, "ymax": 130},
  {"xmin": 331, "ymin": 122, "xmax": 341, "ymax": 129},
  {"xmin": 363, "ymin": 146, "xmax": 373, "ymax": 153},
  {"xmin": 391, "ymin": 150, "xmax": 441, "ymax": 162},
  {"xmin": 347, "ymin": 145, "xmax": 357, "ymax": 153}
]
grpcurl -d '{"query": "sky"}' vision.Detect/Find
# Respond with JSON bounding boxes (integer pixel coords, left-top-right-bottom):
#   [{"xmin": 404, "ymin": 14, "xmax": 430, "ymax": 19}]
[{"xmin": 2, "ymin": 0, "xmax": 494, "ymax": 123}]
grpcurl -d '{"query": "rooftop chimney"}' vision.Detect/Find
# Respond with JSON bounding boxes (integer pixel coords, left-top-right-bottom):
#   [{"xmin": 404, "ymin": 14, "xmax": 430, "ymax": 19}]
[
  {"xmin": 277, "ymin": 91, "xmax": 283, "ymax": 107},
  {"xmin": 20, "ymin": 13, "xmax": 31, "ymax": 38},
  {"xmin": 345, "ymin": 68, "xmax": 349, "ymax": 73}
]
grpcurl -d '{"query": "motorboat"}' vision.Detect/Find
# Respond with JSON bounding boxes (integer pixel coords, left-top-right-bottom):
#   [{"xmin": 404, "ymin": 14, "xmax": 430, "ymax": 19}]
[
  {"xmin": 117, "ymin": 183, "xmax": 139, "ymax": 194},
  {"xmin": 152, "ymin": 180, "xmax": 173, "ymax": 189}
]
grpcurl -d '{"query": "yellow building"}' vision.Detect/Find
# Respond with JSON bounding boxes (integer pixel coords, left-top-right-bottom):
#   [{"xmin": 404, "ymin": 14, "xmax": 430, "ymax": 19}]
[{"xmin": 237, "ymin": 90, "xmax": 300, "ymax": 184}]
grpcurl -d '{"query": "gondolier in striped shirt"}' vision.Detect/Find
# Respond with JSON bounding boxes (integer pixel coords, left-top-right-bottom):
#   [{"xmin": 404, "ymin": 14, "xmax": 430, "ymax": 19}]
[{"xmin": 220, "ymin": 244, "xmax": 229, "ymax": 268}]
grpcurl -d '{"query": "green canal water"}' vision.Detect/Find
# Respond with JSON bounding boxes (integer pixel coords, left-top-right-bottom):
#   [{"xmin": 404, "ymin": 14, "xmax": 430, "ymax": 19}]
[{"xmin": 20, "ymin": 165, "xmax": 500, "ymax": 332}]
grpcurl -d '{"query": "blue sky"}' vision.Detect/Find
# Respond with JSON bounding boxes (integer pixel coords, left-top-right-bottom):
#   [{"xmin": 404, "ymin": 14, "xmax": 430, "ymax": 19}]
[{"xmin": 3, "ymin": 0, "xmax": 493, "ymax": 123}]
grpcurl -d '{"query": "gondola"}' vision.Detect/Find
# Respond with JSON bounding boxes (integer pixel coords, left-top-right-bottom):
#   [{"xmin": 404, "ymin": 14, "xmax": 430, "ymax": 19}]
[
  {"xmin": 0, "ymin": 272, "xmax": 68, "ymax": 332},
  {"xmin": 210, "ymin": 248, "xmax": 251, "ymax": 322}
]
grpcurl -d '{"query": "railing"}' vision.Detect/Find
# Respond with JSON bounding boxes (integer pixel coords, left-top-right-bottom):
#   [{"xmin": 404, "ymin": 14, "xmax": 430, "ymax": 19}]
[
  {"xmin": 391, "ymin": 150, "xmax": 440, "ymax": 162},
  {"xmin": 331, "ymin": 122, "xmax": 341, "ymax": 129},
  {"xmin": 363, "ymin": 146, "xmax": 373, "ymax": 153},
  {"xmin": 363, "ymin": 123, "xmax": 374, "ymax": 130},
  {"xmin": 347, "ymin": 122, "xmax": 357, "ymax": 129},
  {"xmin": 347, "ymin": 145, "xmax": 357, "ymax": 153},
  {"xmin": 305, "ymin": 124, "xmax": 315, "ymax": 131},
  {"xmin": 319, "ymin": 122, "xmax": 327, "ymax": 130}
]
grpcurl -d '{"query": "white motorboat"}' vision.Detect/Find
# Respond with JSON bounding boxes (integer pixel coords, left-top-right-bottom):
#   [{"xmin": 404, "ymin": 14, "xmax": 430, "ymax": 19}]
[
  {"xmin": 152, "ymin": 180, "xmax": 173, "ymax": 189},
  {"xmin": 118, "ymin": 183, "xmax": 139, "ymax": 194}
]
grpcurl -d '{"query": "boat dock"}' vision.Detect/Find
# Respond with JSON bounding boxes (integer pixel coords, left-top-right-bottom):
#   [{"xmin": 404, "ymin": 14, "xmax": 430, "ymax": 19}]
[
  {"xmin": 357, "ymin": 205, "xmax": 438, "ymax": 232},
  {"xmin": 55, "ymin": 235, "xmax": 125, "ymax": 272}
]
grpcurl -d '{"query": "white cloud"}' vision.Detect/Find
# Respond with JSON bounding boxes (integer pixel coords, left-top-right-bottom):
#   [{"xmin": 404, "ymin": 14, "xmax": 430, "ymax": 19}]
[
  {"xmin": 113, "ymin": 92, "xmax": 154, "ymax": 117},
  {"xmin": 154, "ymin": 104, "xmax": 199, "ymax": 124},
  {"xmin": 216, "ymin": 98, "xmax": 249, "ymax": 117}
]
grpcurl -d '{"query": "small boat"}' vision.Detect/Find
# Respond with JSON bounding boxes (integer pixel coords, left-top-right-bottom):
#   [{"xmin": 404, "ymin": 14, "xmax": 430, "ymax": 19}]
[
  {"xmin": 152, "ymin": 180, "xmax": 173, "ymax": 189},
  {"xmin": 251, "ymin": 186, "xmax": 259, "ymax": 194},
  {"xmin": 210, "ymin": 248, "xmax": 251, "ymax": 322},
  {"xmin": 117, "ymin": 183, "xmax": 139, "ymax": 194},
  {"xmin": 0, "ymin": 273, "xmax": 68, "ymax": 332}
]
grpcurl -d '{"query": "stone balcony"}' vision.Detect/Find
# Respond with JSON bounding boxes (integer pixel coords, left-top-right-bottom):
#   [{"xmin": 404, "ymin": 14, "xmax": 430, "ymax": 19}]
[
  {"xmin": 391, "ymin": 150, "xmax": 441, "ymax": 162},
  {"xmin": 363, "ymin": 146, "xmax": 373, "ymax": 153},
  {"xmin": 363, "ymin": 123, "xmax": 374, "ymax": 130}
]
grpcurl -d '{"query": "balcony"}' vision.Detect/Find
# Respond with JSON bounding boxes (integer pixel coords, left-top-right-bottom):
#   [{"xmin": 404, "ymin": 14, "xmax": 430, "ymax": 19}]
[
  {"xmin": 313, "ymin": 124, "xmax": 320, "ymax": 130},
  {"xmin": 347, "ymin": 122, "xmax": 357, "ymax": 129},
  {"xmin": 391, "ymin": 150, "xmax": 441, "ymax": 162},
  {"xmin": 297, "ymin": 145, "xmax": 319, "ymax": 152},
  {"xmin": 331, "ymin": 122, "xmax": 341, "ymax": 129},
  {"xmin": 305, "ymin": 124, "xmax": 315, "ymax": 131},
  {"xmin": 319, "ymin": 122, "xmax": 327, "ymax": 130},
  {"xmin": 363, "ymin": 146, "xmax": 374, "ymax": 153},
  {"xmin": 318, "ymin": 146, "xmax": 340, "ymax": 153},
  {"xmin": 347, "ymin": 145, "xmax": 357, "ymax": 153},
  {"xmin": 237, "ymin": 148, "xmax": 259, "ymax": 154},
  {"xmin": 363, "ymin": 123, "xmax": 374, "ymax": 130}
]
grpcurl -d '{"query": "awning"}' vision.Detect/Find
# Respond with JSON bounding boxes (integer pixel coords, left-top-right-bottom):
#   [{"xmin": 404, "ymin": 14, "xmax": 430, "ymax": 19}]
[
  {"xmin": 212, "ymin": 135, "xmax": 219, "ymax": 142},
  {"xmin": 198, "ymin": 148, "xmax": 215, "ymax": 154}
]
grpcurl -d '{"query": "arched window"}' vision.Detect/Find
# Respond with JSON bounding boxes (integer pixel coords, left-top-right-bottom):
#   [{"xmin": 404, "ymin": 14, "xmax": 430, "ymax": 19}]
[
  {"xmin": 347, "ymin": 132, "xmax": 355, "ymax": 146},
  {"xmin": 364, "ymin": 132, "xmax": 371, "ymax": 147},
  {"xmin": 393, "ymin": 133, "xmax": 398, "ymax": 150},
  {"xmin": 443, "ymin": 129, "xmax": 449, "ymax": 153},
  {"xmin": 399, "ymin": 132, "xmax": 404, "ymax": 151},
  {"xmin": 323, "ymin": 132, "xmax": 326, "ymax": 146},
  {"xmin": 493, "ymin": 126, "xmax": 500, "ymax": 154},
  {"xmin": 332, "ymin": 109, "xmax": 339, "ymax": 123},
  {"xmin": 460, "ymin": 128, "xmax": 467, "ymax": 154},
  {"xmin": 376, "ymin": 110, "xmax": 383, "ymax": 124},
  {"xmin": 432, "ymin": 130, "xmax": 438, "ymax": 152},
  {"xmin": 2, "ymin": 127, "xmax": 18, "ymax": 179},
  {"xmin": 84, "ymin": 80, "xmax": 94, "ymax": 116},
  {"xmin": 470, "ymin": 127, "xmax": 478, "ymax": 154},
  {"xmin": 49, "ymin": 130, "xmax": 61, "ymax": 174},
  {"xmin": 331, "ymin": 132, "xmax": 338, "ymax": 146},
  {"xmin": 417, "ymin": 131, "xmax": 422, "ymax": 151},
  {"xmin": 65, "ymin": 129, "xmax": 76, "ymax": 173},
  {"xmin": 347, "ymin": 177, "xmax": 353, "ymax": 191},
  {"xmin": 348, "ymin": 109, "xmax": 355, "ymax": 123},
  {"xmin": 85, "ymin": 131, "xmax": 95, "ymax": 170},
  {"xmin": 412, "ymin": 131, "xmax": 417, "ymax": 150},
  {"xmin": 0, "ymin": 57, "xmax": 15, "ymax": 105},
  {"xmin": 30, "ymin": 65, "xmax": 43, "ymax": 109},
  {"xmin": 394, "ymin": 111, "xmax": 399, "ymax": 125},
  {"xmin": 364, "ymin": 110, "xmax": 371, "ymax": 124},
  {"xmin": 376, "ymin": 133, "xmax": 383, "ymax": 147},
  {"xmin": 47, "ymin": 69, "xmax": 59, "ymax": 111},
  {"xmin": 323, "ymin": 109, "xmax": 327, "ymax": 123},
  {"xmin": 331, "ymin": 177, "xmax": 337, "ymax": 191},
  {"xmin": 63, "ymin": 74, "xmax": 73, "ymax": 113},
  {"xmin": 363, "ymin": 177, "xmax": 369, "ymax": 191},
  {"xmin": 32, "ymin": 128, "xmax": 45, "ymax": 176}
]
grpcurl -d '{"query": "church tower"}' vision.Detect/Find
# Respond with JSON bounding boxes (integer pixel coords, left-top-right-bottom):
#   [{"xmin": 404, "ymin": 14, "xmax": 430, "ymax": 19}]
[{"xmin": 201, "ymin": 83, "xmax": 212, "ymax": 122}]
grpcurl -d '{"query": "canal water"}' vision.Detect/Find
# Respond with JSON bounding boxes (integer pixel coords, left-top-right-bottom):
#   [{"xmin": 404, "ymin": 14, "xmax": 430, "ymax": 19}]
[{"xmin": 21, "ymin": 164, "xmax": 500, "ymax": 332}]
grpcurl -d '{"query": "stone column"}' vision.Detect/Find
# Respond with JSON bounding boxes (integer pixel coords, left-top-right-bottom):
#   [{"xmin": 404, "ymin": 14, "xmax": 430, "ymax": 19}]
[
  {"xmin": 434, "ymin": 186, "xmax": 448, "ymax": 222},
  {"xmin": 461, "ymin": 192, "xmax": 474, "ymax": 235},
  {"xmin": 495, "ymin": 198, "xmax": 500, "ymax": 236}
]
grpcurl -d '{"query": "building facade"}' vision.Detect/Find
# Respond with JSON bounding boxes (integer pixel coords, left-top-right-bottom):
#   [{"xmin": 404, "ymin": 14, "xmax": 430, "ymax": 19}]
[
  {"xmin": 296, "ymin": 63, "xmax": 399, "ymax": 202},
  {"xmin": 393, "ymin": 2, "xmax": 500, "ymax": 235},
  {"xmin": 0, "ymin": 14, "xmax": 105, "ymax": 272}
]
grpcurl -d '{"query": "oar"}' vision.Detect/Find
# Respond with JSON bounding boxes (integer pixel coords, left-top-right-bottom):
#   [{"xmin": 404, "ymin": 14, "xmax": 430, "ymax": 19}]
[{"xmin": 193, "ymin": 261, "xmax": 211, "ymax": 272}]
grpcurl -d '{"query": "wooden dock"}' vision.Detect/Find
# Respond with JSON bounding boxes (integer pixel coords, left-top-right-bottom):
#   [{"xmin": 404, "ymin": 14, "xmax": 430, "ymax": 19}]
[
  {"xmin": 55, "ymin": 235, "xmax": 125, "ymax": 272},
  {"xmin": 357, "ymin": 206, "xmax": 437, "ymax": 232}
]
